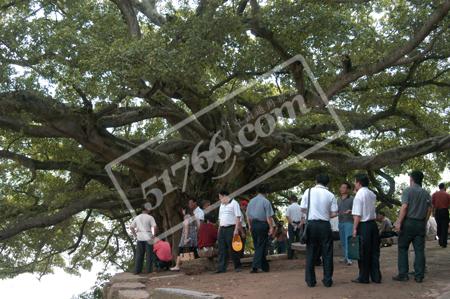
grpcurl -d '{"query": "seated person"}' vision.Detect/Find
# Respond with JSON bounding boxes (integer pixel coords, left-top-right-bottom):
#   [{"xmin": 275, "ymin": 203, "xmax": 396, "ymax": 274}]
[
  {"xmin": 376, "ymin": 211, "xmax": 396, "ymax": 246},
  {"xmin": 153, "ymin": 238, "xmax": 172, "ymax": 271},
  {"xmin": 197, "ymin": 213, "xmax": 218, "ymax": 258},
  {"xmin": 274, "ymin": 222, "xmax": 287, "ymax": 254}
]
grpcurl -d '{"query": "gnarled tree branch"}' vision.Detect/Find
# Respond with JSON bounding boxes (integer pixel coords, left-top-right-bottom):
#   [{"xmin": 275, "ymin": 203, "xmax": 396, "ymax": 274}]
[{"xmin": 326, "ymin": 0, "xmax": 450, "ymax": 97}]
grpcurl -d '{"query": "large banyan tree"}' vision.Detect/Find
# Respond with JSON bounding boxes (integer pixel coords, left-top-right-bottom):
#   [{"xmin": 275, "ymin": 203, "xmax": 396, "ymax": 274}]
[{"xmin": 0, "ymin": 0, "xmax": 449, "ymax": 278}]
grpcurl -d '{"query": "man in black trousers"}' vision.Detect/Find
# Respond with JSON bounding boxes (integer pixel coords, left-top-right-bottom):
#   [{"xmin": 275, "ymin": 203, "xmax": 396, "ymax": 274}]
[
  {"xmin": 300, "ymin": 174, "xmax": 338, "ymax": 287},
  {"xmin": 130, "ymin": 203, "xmax": 158, "ymax": 274},
  {"xmin": 286, "ymin": 195, "xmax": 303, "ymax": 259},
  {"xmin": 216, "ymin": 190, "xmax": 243, "ymax": 273},
  {"xmin": 246, "ymin": 186, "xmax": 274, "ymax": 273},
  {"xmin": 351, "ymin": 173, "xmax": 382, "ymax": 284},
  {"xmin": 393, "ymin": 170, "xmax": 432, "ymax": 283},
  {"xmin": 432, "ymin": 183, "xmax": 450, "ymax": 248}
]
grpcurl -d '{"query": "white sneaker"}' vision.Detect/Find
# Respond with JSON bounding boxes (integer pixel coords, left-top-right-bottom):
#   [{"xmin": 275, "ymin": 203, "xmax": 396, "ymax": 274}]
[{"xmin": 346, "ymin": 260, "xmax": 353, "ymax": 266}]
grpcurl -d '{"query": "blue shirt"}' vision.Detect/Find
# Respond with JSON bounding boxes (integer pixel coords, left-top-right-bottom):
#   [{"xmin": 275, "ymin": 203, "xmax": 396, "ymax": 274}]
[{"xmin": 246, "ymin": 194, "xmax": 274, "ymax": 221}]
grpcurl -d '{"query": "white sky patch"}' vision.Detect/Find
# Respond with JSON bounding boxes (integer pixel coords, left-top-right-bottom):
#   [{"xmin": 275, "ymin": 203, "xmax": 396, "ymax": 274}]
[
  {"xmin": 396, "ymin": 168, "xmax": 450, "ymax": 191},
  {"xmin": 0, "ymin": 262, "xmax": 109, "ymax": 299}
]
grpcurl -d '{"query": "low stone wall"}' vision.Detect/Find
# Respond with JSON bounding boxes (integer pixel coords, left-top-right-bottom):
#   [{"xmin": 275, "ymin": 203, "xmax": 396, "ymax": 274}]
[
  {"xmin": 151, "ymin": 288, "xmax": 223, "ymax": 299},
  {"xmin": 181, "ymin": 253, "xmax": 287, "ymax": 275},
  {"xmin": 103, "ymin": 273, "xmax": 224, "ymax": 299},
  {"xmin": 182, "ymin": 257, "xmax": 217, "ymax": 275},
  {"xmin": 103, "ymin": 281, "xmax": 147, "ymax": 299}
]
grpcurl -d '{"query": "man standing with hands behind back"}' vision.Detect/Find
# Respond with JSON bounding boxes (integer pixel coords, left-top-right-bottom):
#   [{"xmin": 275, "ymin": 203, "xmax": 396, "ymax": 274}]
[
  {"xmin": 130, "ymin": 203, "xmax": 158, "ymax": 275},
  {"xmin": 286, "ymin": 195, "xmax": 304, "ymax": 259},
  {"xmin": 393, "ymin": 170, "xmax": 432, "ymax": 283},
  {"xmin": 351, "ymin": 173, "xmax": 382, "ymax": 284},
  {"xmin": 247, "ymin": 185, "xmax": 274, "ymax": 273}
]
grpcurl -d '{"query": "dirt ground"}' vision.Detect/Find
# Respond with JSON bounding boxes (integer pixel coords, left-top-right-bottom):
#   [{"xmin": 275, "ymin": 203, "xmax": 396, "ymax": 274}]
[{"xmin": 147, "ymin": 241, "xmax": 450, "ymax": 299}]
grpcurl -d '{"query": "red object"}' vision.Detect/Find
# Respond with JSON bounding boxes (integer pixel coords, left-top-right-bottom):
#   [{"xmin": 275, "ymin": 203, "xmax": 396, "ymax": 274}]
[
  {"xmin": 240, "ymin": 199, "xmax": 249, "ymax": 208},
  {"xmin": 432, "ymin": 191, "xmax": 450, "ymax": 209},
  {"xmin": 153, "ymin": 240, "xmax": 172, "ymax": 262},
  {"xmin": 198, "ymin": 223, "xmax": 218, "ymax": 249}
]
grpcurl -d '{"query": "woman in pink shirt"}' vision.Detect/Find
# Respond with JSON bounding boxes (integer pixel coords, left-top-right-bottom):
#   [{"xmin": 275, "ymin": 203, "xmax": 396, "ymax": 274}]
[{"xmin": 153, "ymin": 238, "xmax": 173, "ymax": 271}]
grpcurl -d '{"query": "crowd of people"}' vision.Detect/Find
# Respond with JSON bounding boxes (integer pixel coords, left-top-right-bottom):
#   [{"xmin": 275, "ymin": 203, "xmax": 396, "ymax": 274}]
[{"xmin": 129, "ymin": 170, "xmax": 450, "ymax": 288}]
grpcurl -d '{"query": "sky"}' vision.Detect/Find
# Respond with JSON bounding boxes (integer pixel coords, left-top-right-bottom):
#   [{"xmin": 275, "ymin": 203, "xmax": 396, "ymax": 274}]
[{"xmin": 0, "ymin": 263, "xmax": 110, "ymax": 299}]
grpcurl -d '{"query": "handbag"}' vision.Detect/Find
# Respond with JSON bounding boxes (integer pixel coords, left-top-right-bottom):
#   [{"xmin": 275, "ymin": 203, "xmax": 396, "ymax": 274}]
[
  {"xmin": 347, "ymin": 235, "xmax": 360, "ymax": 260},
  {"xmin": 300, "ymin": 188, "xmax": 311, "ymax": 244}
]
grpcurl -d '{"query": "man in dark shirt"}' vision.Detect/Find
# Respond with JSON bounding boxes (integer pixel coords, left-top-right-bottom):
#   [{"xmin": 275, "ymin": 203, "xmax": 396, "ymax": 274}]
[
  {"xmin": 393, "ymin": 170, "xmax": 432, "ymax": 283},
  {"xmin": 432, "ymin": 183, "xmax": 450, "ymax": 248}
]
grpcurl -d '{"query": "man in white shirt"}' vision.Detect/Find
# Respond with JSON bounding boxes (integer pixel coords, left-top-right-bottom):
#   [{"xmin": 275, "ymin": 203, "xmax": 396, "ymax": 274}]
[
  {"xmin": 286, "ymin": 195, "xmax": 304, "ymax": 259},
  {"xmin": 300, "ymin": 174, "xmax": 338, "ymax": 288},
  {"xmin": 130, "ymin": 203, "xmax": 158, "ymax": 274},
  {"xmin": 351, "ymin": 173, "xmax": 382, "ymax": 284},
  {"xmin": 216, "ymin": 190, "xmax": 242, "ymax": 273},
  {"xmin": 188, "ymin": 198, "xmax": 205, "ymax": 226}
]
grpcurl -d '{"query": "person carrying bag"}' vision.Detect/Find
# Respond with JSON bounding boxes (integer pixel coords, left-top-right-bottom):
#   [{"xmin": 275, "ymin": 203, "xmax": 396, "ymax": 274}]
[{"xmin": 300, "ymin": 174, "xmax": 338, "ymax": 288}]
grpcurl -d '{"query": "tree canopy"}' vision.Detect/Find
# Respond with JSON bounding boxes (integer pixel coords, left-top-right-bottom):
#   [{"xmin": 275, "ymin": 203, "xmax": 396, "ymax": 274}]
[{"xmin": 0, "ymin": 0, "xmax": 449, "ymax": 279}]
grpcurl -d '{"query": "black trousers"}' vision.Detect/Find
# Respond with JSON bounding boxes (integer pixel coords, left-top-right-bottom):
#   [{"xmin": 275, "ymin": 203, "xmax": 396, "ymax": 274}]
[
  {"xmin": 155, "ymin": 257, "xmax": 171, "ymax": 270},
  {"xmin": 357, "ymin": 220, "xmax": 381, "ymax": 283},
  {"xmin": 135, "ymin": 241, "xmax": 154, "ymax": 274},
  {"xmin": 398, "ymin": 218, "xmax": 426, "ymax": 280},
  {"xmin": 305, "ymin": 220, "xmax": 333, "ymax": 286},
  {"xmin": 435, "ymin": 208, "xmax": 449, "ymax": 247},
  {"xmin": 251, "ymin": 220, "xmax": 270, "ymax": 271},
  {"xmin": 287, "ymin": 223, "xmax": 301, "ymax": 259},
  {"xmin": 217, "ymin": 225, "xmax": 241, "ymax": 272}
]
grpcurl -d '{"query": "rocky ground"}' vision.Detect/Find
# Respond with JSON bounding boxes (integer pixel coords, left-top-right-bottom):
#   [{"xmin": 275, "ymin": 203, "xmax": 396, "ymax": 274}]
[{"xmin": 143, "ymin": 240, "xmax": 450, "ymax": 299}]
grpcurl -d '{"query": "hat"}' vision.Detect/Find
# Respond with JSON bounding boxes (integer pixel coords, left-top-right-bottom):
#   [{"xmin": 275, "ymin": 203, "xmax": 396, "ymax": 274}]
[{"xmin": 232, "ymin": 234, "xmax": 243, "ymax": 252}]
